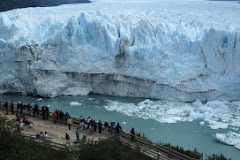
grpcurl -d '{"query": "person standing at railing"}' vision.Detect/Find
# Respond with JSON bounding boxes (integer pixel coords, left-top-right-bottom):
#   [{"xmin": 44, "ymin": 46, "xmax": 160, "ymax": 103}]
[
  {"xmin": 67, "ymin": 117, "xmax": 73, "ymax": 130},
  {"xmin": 59, "ymin": 110, "xmax": 64, "ymax": 123},
  {"xmin": 20, "ymin": 102, "xmax": 23, "ymax": 114},
  {"xmin": 115, "ymin": 123, "xmax": 122, "ymax": 134},
  {"xmin": 53, "ymin": 111, "xmax": 58, "ymax": 124},
  {"xmin": 65, "ymin": 112, "xmax": 70, "ymax": 124},
  {"xmin": 45, "ymin": 106, "xmax": 49, "ymax": 120},
  {"xmin": 41, "ymin": 106, "xmax": 46, "ymax": 120},
  {"xmin": 10, "ymin": 102, "xmax": 14, "ymax": 115},
  {"xmin": 130, "ymin": 128, "xmax": 136, "ymax": 142},
  {"xmin": 33, "ymin": 104, "xmax": 39, "ymax": 117},
  {"xmin": 27, "ymin": 103, "xmax": 31, "ymax": 115},
  {"xmin": 17, "ymin": 102, "xmax": 21, "ymax": 113},
  {"xmin": 104, "ymin": 120, "xmax": 109, "ymax": 132},
  {"xmin": 4, "ymin": 101, "xmax": 8, "ymax": 115},
  {"xmin": 98, "ymin": 120, "xmax": 103, "ymax": 133}
]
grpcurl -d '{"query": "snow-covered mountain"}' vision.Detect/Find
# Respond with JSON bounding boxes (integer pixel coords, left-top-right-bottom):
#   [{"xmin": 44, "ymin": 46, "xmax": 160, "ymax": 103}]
[{"xmin": 0, "ymin": 0, "xmax": 239, "ymax": 101}]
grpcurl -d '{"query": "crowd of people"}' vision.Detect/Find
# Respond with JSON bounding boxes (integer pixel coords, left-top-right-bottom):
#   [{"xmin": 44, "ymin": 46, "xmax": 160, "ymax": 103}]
[
  {"xmin": 2, "ymin": 100, "xmax": 137, "ymax": 146},
  {"xmin": 3, "ymin": 101, "xmax": 50, "ymax": 120}
]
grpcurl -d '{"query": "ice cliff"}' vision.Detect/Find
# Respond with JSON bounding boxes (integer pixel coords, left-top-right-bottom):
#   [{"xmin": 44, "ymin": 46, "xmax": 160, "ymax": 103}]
[{"xmin": 0, "ymin": 0, "xmax": 239, "ymax": 101}]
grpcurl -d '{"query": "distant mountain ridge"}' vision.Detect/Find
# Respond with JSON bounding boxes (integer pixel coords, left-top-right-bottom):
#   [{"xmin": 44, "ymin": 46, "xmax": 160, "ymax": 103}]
[{"xmin": 0, "ymin": 0, "xmax": 90, "ymax": 12}]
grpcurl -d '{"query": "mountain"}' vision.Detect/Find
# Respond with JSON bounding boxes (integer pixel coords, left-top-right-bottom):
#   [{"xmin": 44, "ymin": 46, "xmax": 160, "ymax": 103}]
[
  {"xmin": 0, "ymin": 0, "xmax": 239, "ymax": 101},
  {"xmin": 0, "ymin": 0, "xmax": 90, "ymax": 12}
]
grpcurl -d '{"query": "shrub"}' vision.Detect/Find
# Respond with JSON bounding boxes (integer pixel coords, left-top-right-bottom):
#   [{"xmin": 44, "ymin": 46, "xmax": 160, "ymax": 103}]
[
  {"xmin": 0, "ymin": 127, "xmax": 70, "ymax": 160},
  {"xmin": 78, "ymin": 136, "xmax": 153, "ymax": 160},
  {"xmin": 206, "ymin": 153, "xmax": 231, "ymax": 160}
]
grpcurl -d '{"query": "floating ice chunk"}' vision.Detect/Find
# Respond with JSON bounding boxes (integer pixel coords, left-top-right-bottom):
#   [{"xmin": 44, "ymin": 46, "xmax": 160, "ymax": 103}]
[
  {"xmin": 103, "ymin": 99, "xmax": 240, "ymax": 131},
  {"xmin": 200, "ymin": 121, "xmax": 205, "ymax": 126},
  {"xmin": 192, "ymin": 99, "xmax": 203, "ymax": 107},
  {"xmin": 216, "ymin": 132, "xmax": 240, "ymax": 150},
  {"xmin": 70, "ymin": 101, "xmax": 82, "ymax": 106},
  {"xmin": 37, "ymin": 98, "xmax": 43, "ymax": 101},
  {"xmin": 209, "ymin": 121, "xmax": 228, "ymax": 130},
  {"xmin": 122, "ymin": 122, "xmax": 127, "ymax": 125},
  {"xmin": 89, "ymin": 98, "xmax": 95, "ymax": 100}
]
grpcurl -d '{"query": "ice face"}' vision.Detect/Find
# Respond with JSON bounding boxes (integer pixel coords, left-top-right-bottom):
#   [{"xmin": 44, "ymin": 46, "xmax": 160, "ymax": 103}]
[{"xmin": 0, "ymin": 0, "xmax": 239, "ymax": 101}]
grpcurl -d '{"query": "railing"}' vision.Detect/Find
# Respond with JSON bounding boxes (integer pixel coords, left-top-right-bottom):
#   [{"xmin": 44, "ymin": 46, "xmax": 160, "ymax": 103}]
[
  {"xmin": 0, "ymin": 100, "xmax": 202, "ymax": 160},
  {"xmin": 120, "ymin": 131, "xmax": 201, "ymax": 160},
  {"xmin": 22, "ymin": 134, "xmax": 66, "ymax": 150}
]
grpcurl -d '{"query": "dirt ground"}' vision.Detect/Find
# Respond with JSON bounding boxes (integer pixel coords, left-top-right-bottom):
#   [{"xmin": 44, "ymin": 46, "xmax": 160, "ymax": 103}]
[{"xmin": 0, "ymin": 110, "xmax": 111, "ymax": 145}]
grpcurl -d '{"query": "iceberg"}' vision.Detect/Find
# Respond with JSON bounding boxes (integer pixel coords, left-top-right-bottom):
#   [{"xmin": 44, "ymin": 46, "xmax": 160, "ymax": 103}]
[
  {"xmin": 216, "ymin": 132, "xmax": 240, "ymax": 150},
  {"xmin": 0, "ymin": 0, "xmax": 239, "ymax": 101},
  {"xmin": 70, "ymin": 101, "xmax": 82, "ymax": 106}
]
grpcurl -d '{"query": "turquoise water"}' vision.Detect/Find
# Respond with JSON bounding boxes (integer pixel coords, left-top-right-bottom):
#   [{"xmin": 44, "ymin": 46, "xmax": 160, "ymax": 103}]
[{"xmin": 0, "ymin": 94, "xmax": 239, "ymax": 160}]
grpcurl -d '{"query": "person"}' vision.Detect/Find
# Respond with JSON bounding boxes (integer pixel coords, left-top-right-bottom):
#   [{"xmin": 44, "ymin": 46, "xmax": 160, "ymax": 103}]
[
  {"xmin": 65, "ymin": 133, "xmax": 70, "ymax": 146},
  {"xmin": 17, "ymin": 102, "xmax": 21, "ymax": 113},
  {"xmin": 115, "ymin": 123, "xmax": 122, "ymax": 134},
  {"xmin": 67, "ymin": 117, "xmax": 73, "ymax": 130},
  {"xmin": 98, "ymin": 120, "xmax": 103, "ymax": 133},
  {"xmin": 27, "ymin": 103, "xmax": 31, "ymax": 115},
  {"xmin": 45, "ymin": 106, "xmax": 49, "ymax": 120},
  {"xmin": 59, "ymin": 110, "xmax": 64, "ymax": 123},
  {"xmin": 41, "ymin": 106, "xmax": 45, "ymax": 119},
  {"xmin": 33, "ymin": 104, "xmax": 39, "ymax": 117},
  {"xmin": 53, "ymin": 111, "xmax": 58, "ymax": 124},
  {"xmin": 130, "ymin": 128, "xmax": 136, "ymax": 142},
  {"xmin": 109, "ymin": 120, "xmax": 115, "ymax": 133},
  {"xmin": 75, "ymin": 127, "xmax": 80, "ymax": 140},
  {"xmin": 65, "ymin": 112, "xmax": 70, "ymax": 124},
  {"xmin": 23, "ymin": 104, "xmax": 27, "ymax": 114},
  {"xmin": 87, "ymin": 117, "xmax": 91, "ymax": 129},
  {"xmin": 79, "ymin": 115, "xmax": 83, "ymax": 122},
  {"xmin": 10, "ymin": 102, "xmax": 14, "ymax": 115},
  {"xmin": 44, "ymin": 132, "xmax": 50, "ymax": 141},
  {"xmin": 4, "ymin": 101, "xmax": 8, "ymax": 115},
  {"xmin": 79, "ymin": 120, "xmax": 84, "ymax": 131},
  {"xmin": 38, "ymin": 132, "xmax": 44, "ymax": 139},
  {"xmin": 93, "ymin": 120, "xmax": 97, "ymax": 132},
  {"xmin": 104, "ymin": 120, "xmax": 109, "ymax": 131},
  {"xmin": 20, "ymin": 102, "xmax": 23, "ymax": 114}
]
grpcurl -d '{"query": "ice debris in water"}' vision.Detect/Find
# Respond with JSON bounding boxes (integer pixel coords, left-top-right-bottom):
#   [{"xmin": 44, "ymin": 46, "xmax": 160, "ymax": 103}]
[
  {"xmin": 216, "ymin": 132, "xmax": 240, "ymax": 150},
  {"xmin": 103, "ymin": 99, "xmax": 240, "ymax": 130}
]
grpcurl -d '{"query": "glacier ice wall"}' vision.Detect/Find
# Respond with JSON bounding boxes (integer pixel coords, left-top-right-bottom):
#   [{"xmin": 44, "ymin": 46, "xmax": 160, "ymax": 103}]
[{"xmin": 0, "ymin": 0, "xmax": 239, "ymax": 101}]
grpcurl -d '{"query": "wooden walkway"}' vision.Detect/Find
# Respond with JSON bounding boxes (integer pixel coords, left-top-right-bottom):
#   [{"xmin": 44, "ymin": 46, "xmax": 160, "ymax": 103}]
[{"xmin": 0, "ymin": 100, "xmax": 201, "ymax": 160}]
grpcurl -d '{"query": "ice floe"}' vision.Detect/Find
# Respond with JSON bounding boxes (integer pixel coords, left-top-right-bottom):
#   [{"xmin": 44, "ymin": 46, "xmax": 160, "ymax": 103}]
[
  {"xmin": 216, "ymin": 132, "xmax": 240, "ymax": 150},
  {"xmin": 103, "ymin": 99, "xmax": 240, "ymax": 130},
  {"xmin": 70, "ymin": 101, "xmax": 82, "ymax": 106}
]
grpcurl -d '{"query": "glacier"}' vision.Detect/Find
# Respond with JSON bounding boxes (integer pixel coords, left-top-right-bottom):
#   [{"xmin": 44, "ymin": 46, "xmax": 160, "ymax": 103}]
[{"xmin": 0, "ymin": 0, "xmax": 240, "ymax": 101}]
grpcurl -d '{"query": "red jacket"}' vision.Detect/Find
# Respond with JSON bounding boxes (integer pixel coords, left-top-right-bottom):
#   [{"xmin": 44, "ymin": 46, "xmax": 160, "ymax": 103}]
[{"xmin": 53, "ymin": 112, "xmax": 57, "ymax": 119}]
